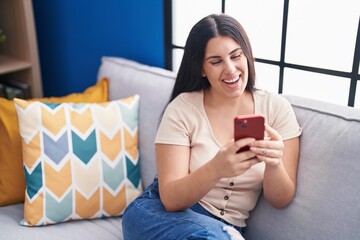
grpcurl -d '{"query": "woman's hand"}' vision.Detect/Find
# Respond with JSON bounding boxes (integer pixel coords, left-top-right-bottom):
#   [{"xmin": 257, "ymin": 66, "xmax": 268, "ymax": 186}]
[
  {"xmin": 249, "ymin": 124, "xmax": 300, "ymax": 208},
  {"xmin": 249, "ymin": 124, "xmax": 284, "ymax": 166},
  {"xmin": 210, "ymin": 137, "xmax": 260, "ymax": 179},
  {"xmin": 157, "ymin": 138, "xmax": 259, "ymax": 211}
]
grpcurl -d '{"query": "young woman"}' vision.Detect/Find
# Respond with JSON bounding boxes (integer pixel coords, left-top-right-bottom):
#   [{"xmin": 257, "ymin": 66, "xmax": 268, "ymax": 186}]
[{"xmin": 122, "ymin": 13, "xmax": 301, "ymax": 240}]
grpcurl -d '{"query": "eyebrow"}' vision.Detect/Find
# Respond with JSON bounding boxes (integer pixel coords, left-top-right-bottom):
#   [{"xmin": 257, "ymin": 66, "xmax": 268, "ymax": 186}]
[{"xmin": 206, "ymin": 48, "xmax": 242, "ymax": 61}]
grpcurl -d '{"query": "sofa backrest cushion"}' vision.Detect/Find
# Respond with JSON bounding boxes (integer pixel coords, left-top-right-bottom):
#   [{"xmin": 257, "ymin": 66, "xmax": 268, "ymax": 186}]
[
  {"xmin": 244, "ymin": 95, "xmax": 360, "ymax": 240},
  {"xmin": 97, "ymin": 57, "xmax": 176, "ymax": 188}
]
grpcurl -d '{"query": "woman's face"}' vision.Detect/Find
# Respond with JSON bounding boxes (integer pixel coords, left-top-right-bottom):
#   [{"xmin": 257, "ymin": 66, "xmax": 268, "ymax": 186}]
[{"xmin": 202, "ymin": 35, "xmax": 248, "ymax": 99}]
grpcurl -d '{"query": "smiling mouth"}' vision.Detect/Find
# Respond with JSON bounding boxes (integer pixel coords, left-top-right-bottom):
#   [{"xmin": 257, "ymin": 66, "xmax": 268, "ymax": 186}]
[{"xmin": 222, "ymin": 76, "xmax": 240, "ymax": 85}]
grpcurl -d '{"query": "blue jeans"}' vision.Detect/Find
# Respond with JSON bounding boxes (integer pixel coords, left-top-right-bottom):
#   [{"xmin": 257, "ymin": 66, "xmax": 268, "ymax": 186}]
[{"xmin": 122, "ymin": 177, "xmax": 245, "ymax": 240}]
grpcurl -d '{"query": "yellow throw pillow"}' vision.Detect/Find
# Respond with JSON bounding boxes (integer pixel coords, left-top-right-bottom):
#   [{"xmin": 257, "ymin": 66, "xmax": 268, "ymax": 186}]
[
  {"xmin": 14, "ymin": 95, "xmax": 141, "ymax": 226},
  {"xmin": 0, "ymin": 78, "xmax": 109, "ymax": 206}
]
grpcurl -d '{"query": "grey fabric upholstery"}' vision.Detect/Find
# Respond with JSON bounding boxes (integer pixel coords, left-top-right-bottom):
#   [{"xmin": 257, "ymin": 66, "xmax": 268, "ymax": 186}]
[{"xmin": 0, "ymin": 203, "xmax": 123, "ymax": 240}]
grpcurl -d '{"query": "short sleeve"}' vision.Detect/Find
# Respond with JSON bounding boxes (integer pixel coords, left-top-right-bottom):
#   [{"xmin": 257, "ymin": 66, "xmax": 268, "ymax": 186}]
[
  {"xmin": 155, "ymin": 96, "xmax": 192, "ymax": 146},
  {"xmin": 269, "ymin": 94, "xmax": 302, "ymax": 140}
]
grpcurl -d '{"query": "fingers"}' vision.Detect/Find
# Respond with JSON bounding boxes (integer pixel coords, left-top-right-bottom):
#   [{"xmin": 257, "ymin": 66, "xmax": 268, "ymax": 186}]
[
  {"xmin": 250, "ymin": 125, "xmax": 284, "ymax": 166},
  {"xmin": 256, "ymin": 154, "xmax": 281, "ymax": 166},
  {"xmin": 233, "ymin": 137, "xmax": 256, "ymax": 154},
  {"xmin": 244, "ymin": 157, "xmax": 262, "ymax": 168},
  {"xmin": 218, "ymin": 138, "xmax": 260, "ymax": 176},
  {"xmin": 250, "ymin": 146, "xmax": 283, "ymax": 159},
  {"xmin": 261, "ymin": 149, "xmax": 268, "ymax": 156}
]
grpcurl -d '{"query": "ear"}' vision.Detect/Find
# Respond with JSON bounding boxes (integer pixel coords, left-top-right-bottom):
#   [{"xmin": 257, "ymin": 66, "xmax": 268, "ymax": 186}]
[{"xmin": 201, "ymin": 70, "xmax": 206, "ymax": 77}]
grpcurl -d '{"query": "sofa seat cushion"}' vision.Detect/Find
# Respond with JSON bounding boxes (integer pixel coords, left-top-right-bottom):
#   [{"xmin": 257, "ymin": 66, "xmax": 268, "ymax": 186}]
[{"xmin": 0, "ymin": 203, "xmax": 123, "ymax": 239}]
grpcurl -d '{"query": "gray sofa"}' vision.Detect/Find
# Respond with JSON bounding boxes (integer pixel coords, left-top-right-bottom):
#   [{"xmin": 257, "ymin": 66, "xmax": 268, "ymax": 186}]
[{"xmin": 1, "ymin": 56, "xmax": 359, "ymax": 240}]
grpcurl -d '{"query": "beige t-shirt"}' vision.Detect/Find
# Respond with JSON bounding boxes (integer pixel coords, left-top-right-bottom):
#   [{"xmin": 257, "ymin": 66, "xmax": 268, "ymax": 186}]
[{"xmin": 155, "ymin": 89, "xmax": 302, "ymax": 227}]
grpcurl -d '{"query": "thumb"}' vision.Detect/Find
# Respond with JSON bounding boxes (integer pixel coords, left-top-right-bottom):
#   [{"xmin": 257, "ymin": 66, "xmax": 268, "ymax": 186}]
[{"xmin": 264, "ymin": 124, "xmax": 282, "ymax": 141}]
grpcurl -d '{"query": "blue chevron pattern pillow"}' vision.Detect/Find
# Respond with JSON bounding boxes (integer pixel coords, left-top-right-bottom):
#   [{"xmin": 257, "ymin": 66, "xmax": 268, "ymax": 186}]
[{"xmin": 14, "ymin": 95, "xmax": 142, "ymax": 226}]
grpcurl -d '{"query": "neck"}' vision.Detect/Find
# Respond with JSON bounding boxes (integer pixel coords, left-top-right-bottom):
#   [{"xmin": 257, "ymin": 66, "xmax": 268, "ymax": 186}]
[{"xmin": 204, "ymin": 89, "xmax": 253, "ymax": 113}]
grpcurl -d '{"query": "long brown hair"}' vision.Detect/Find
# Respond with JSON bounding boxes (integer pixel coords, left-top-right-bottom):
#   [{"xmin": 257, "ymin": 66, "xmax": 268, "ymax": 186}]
[{"xmin": 169, "ymin": 13, "xmax": 256, "ymax": 103}]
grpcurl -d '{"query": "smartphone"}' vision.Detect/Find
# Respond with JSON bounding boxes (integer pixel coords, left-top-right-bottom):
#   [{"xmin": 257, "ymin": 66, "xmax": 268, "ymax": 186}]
[{"xmin": 234, "ymin": 114, "xmax": 265, "ymax": 153}]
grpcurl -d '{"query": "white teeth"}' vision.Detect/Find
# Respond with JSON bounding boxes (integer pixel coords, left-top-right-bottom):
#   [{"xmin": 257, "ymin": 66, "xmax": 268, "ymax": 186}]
[{"xmin": 223, "ymin": 77, "xmax": 239, "ymax": 83}]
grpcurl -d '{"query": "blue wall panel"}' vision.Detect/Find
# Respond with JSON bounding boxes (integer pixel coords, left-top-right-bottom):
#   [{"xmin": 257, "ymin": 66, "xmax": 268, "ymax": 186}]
[{"xmin": 33, "ymin": 0, "xmax": 164, "ymax": 97}]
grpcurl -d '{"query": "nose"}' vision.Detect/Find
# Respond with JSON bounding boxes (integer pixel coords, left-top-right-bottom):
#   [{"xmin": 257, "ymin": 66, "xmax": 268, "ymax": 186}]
[{"xmin": 223, "ymin": 59, "xmax": 236, "ymax": 75}]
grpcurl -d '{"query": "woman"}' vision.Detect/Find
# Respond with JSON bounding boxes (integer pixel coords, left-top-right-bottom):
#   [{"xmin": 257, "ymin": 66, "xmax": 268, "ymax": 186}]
[{"xmin": 122, "ymin": 13, "xmax": 301, "ymax": 240}]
